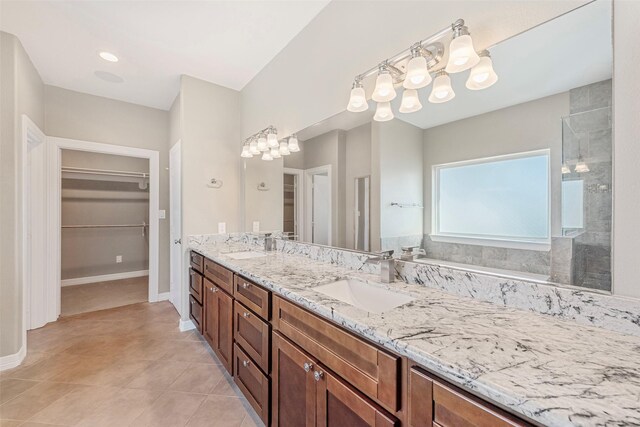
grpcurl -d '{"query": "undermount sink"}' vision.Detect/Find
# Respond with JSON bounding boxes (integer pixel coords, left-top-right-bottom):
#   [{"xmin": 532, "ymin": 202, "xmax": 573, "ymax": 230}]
[
  {"xmin": 313, "ymin": 279, "xmax": 415, "ymax": 314},
  {"xmin": 224, "ymin": 251, "xmax": 267, "ymax": 260}
]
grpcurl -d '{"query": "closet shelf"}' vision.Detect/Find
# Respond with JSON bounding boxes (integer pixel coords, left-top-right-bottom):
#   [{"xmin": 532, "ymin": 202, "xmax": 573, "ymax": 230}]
[
  {"xmin": 62, "ymin": 223, "xmax": 148, "ymax": 229},
  {"xmin": 62, "ymin": 166, "xmax": 149, "ymax": 189}
]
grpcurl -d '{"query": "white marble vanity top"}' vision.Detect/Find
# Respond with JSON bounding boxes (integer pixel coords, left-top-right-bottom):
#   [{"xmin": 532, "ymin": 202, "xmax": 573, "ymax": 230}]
[{"xmin": 190, "ymin": 240, "xmax": 640, "ymax": 427}]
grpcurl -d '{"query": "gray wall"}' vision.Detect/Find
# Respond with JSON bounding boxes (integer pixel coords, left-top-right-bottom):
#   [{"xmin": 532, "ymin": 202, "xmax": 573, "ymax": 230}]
[
  {"xmin": 243, "ymin": 156, "xmax": 284, "ymax": 232},
  {"xmin": 345, "ymin": 124, "xmax": 372, "ymax": 250},
  {"xmin": 61, "ymin": 151, "xmax": 150, "ymax": 280},
  {"xmin": 0, "ymin": 32, "xmax": 44, "ymax": 357},
  {"xmin": 44, "ymin": 86, "xmax": 171, "ymax": 293}
]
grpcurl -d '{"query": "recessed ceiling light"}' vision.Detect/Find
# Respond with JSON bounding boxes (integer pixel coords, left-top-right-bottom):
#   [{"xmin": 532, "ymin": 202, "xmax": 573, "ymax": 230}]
[{"xmin": 99, "ymin": 51, "xmax": 118, "ymax": 62}]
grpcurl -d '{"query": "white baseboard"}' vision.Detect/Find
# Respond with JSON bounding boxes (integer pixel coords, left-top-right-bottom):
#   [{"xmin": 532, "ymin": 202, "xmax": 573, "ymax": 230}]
[
  {"xmin": 179, "ymin": 319, "xmax": 196, "ymax": 332},
  {"xmin": 157, "ymin": 292, "xmax": 170, "ymax": 301},
  {"xmin": 0, "ymin": 343, "xmax": 26, "ymax": 372},
  {"xmin": 61, "ymin": 270, "xmax": 149, "ymax": 287}
]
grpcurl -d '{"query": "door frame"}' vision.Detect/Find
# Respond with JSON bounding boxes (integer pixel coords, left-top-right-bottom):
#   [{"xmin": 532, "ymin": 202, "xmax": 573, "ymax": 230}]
[
  {"xmin": 283, "ymin": 167, "xmax": 304, "ymax": 240},
  {"xmin": 46, "ymin": 136, "xmax": 161, "ymax": 312},
  {"xmin": 169, "ymin": 141, "xmax": 182, "ymax": 315},
  {"xmin": 304, "ymin": 164, "xmax": 332, "ymax": 246},
  {"xmin": 354, "ymin": 175, "xmax": 371, "ymax": 252}
]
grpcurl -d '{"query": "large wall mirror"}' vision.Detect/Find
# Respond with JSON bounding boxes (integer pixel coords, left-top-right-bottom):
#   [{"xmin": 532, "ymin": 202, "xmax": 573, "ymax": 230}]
[{"xmin": 243, "ymin": 0, "xmax": 613, "ymax": 292}]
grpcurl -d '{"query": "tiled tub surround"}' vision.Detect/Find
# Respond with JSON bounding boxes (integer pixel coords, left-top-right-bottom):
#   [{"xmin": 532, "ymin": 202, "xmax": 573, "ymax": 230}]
[{"xmin": 189, "ymin": 238, "xmax": 640, "ymax": 426}]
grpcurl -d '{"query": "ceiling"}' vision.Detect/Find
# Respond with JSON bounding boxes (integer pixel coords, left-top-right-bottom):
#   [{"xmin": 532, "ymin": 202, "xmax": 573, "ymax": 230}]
[
  {"xmin": 0, "ymin": 0, "xmax": 330, "ymax": 110},
  {"xmin": 299, "ymin": 0, "xmax": 612, "ymax": 138}
]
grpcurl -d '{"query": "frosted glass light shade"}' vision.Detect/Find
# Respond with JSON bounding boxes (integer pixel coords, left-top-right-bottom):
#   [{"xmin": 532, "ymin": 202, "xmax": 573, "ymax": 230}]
[
  {"xmin": 257, "ymin": 135, "xmax": 268, "ymax": 151},
  {"xmin": 446, "ymin": 34, "xmax": 480, "ymax": 73},
  {"xmin": 399, "ymin": 89, "xmax": 422, "ymax": 113},
  {"xmin": 288, "ymin": 135, "xmax": 300, "ymax": 152},
  {"xmin": 575, "ymin": 161, "xmax": 589, "ymax": 173},
  {"xmin": 262, "ymin": 151, "xmax": 273, "ymax": 161},
  {"xmin": 561, "ymin": 163, "xmax": 571, "ymax": 174},
  {"xmin": 466, "ymin": 55, "xmax": 498, "ymax": 90},
  {"xmin": 270, "ymin": 147, "xmax": 281, "ymax": 159},
  {"xmin": 241, "ymin": 146, "xmax": 253, "ymax": 158},
  {"xmin": 373, "ymin": 101, "xmax": 394, "ymax": 122},
  {"xmin": 267, "ymin": 131, "xmax": 279, "ymax": 148},
  {"xmin": 372, "ymin": 72, "xmax": 396, "ymax": 102},
  {"xmin": 428, "ymin": 72, "xmax": 455, "ymax": 103},
  {"xmin": 279, "ymin": 141, "xmax": 290, "ymax": 155},
  {"xmin": 347, "ymin": 86, "xmax": 368, "ymax": 112},
  {"xmin": 249, "ymin": 141, "xmax": 260, "ymax": 155},
  {"xmin": 404, "ymin": 56, "xmax": 432, "ymax": 89}
]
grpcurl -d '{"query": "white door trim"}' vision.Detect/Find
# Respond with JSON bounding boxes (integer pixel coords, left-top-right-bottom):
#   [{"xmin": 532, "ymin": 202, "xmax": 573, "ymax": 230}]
[
  {"xmin": 283, "ymin": 168, "xmax": 304, "ymax": 240},
  {"xmin": 47, "ymin": 136, "xmax": 161, "ymax": 307},
  {"xmin": 169, "ymin": 141, "xmax": 182, "ymax": 316},
  {"xmin": 304, "ymin": 164, "xmax": 332, "ymax": 246}
]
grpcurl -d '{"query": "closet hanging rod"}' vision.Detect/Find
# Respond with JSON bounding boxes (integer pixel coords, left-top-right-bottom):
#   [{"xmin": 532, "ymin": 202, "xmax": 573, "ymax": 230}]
[
  {"xmin": 61, "ymin": 166, "xmax": 149, "ymax": 178},
  {"xmin": 62, "ymin": 224, "xmax": 148, "ymax": 229}
]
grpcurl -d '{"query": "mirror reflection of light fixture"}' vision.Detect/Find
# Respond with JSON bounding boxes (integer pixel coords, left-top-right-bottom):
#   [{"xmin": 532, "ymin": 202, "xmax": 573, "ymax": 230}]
[
  {"xmin": 399, "ymin": 89, "xmax": 422, "ymax": 113},
  {"xmin": 347, "ymin": 80, "xmax": 368, "ymax": 112},
  {"xmin": 257, "ymin": 134, "xmax": 268, "ymax": 151},
  {"xmin": 575, "ymin": 158, "xmax": 590, "ymax": 173},
  {"xmin": 249, "ymin": 140, "xmax": 260, "ymax": 155},
  {"xmin": 261, "ymin": 151, "xmax": 273, "ymax": 161},
  {"xmin": 372, "ymin": 69, "xmax": 396, "ymax": 102},
  {"xmin": 241, "ymin": 144, "xmax": 253, "ymax": 158},
  {"xmin": 446, "ymin": 23, "xmax": 480, "ymax": 73},
  {"xmin": 403, "ymin": 50, "xmax": 432, "ymax": 89},
  {"xmin": 270, "ymin": 146, "xmax": 281, "ymax": 159},
  {"xmin": 373, "ymin": 101, "xmax": 394, "ymax": 121},
  {"xmin": 561, "ymin": 163, "xmax": 571, "ymax": 174},
  {"xmin": 267, "ymin": 128, "xmax": 279, "ymax": 148},
  {"xmin": 428, "ymin": 70, "xmax": 455, "ymax": 103},
  {"xmin": 279, "ymin": 141, "xmax": 290, "ymax": 156},
  {"xmin": 288, "ymin": 134, "xmax": 300, "ymax": 152},
  {"xmin": 466, "ymin": 50, "xmax": 498, "ymax": 90}
]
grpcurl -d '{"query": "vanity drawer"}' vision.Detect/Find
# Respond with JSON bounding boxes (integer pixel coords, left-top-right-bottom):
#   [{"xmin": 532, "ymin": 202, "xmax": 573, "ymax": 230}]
[
  {"xmin": 188, "ymin": 268, "xmax": 203, "ymax": 304},
  {"xmin": 189, "ymin": 295, "xmax": 202, "ymax": 333},
  {"xmin": 234, "ymin": 343, "xmax": 269, "ymax": 426},
  {"xmin": 234, "ymin": 300, "xmax": 270, "ymax": 373},
  {"xmin": 272, "ymin": 296, "xmax": 400, "ymax": 412},
  {"xmin": 234, "ymin": 275, "xmax": 270, "ymax": 320},
  {"xmin": 204, "ymin": 258, "xmax": 233, "ymax": 295},
  {"xmin": 190, "ymin": 251, "xmax": 204, "ymax": 274}
]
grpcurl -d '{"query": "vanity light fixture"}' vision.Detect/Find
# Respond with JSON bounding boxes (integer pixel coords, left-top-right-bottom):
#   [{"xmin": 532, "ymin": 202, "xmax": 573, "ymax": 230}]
[
  {"xmin": 466, "ymin": 50, "xmax": 498, "ymax": 90},
  {"xmin": 266, "ymin": 127, "xmax": 279, "ymax": 148},
  {"xmin": 347, "ymin": 79, "xmax": 368, "ymax": 112},
  {"xmin": 374, "ymin": 101, "xmax": 394, "ymax": 122},
  {"xmin": 288, "ymin": 134, "xmax": 300, "ymax": 152},
  {"xmin": 261, "ymin": 151, "xmax": 273, "ymax": 161},
  {"xmin": 575, "ymin": 158, "xmax": 590, "ymax": 173},
  {"xmin": 270, "ymin": 146, "xmax": 281, "ymax": 159},
  {"xmin": 241, "ymin": 144, "xmax": 253, "ymax": 158},
  {"xmin": 445, "ymin": 22, "xmax": 480, "ymax": 73},
  {"xmin": 347, "ymin": 18, "xmax": 493, "ymax": 121},
  {"xmin": 561, "ymin": 163, "xmax": 571, "ymax": 174},
  {"xmin": 399, "ymin": 89, "xmax": 422, "ymax": 113},
  {"xmin": 429, "ymin": 70, "xmax": 455, "ymax": 103},
  {"xmin": 257, "ymin": 134, "xmax": 268, "ymax": 151},
  {"xmin": 279, "ymin": 141, "xmax": 290, "ymax": 156},
  {"xmin": 249, "ymin": 140, "xmax": 260, "ymax": 155}
]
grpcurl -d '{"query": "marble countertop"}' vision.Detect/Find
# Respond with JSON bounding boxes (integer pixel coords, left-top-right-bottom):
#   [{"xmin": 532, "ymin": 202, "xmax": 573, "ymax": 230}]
[{"xmin": 190, "ymin": 241, "xmax": 640, "ymax": 427}]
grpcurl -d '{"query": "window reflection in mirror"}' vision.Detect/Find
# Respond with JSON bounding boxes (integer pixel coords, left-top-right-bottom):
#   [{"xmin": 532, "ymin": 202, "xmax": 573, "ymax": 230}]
[{"xmin": 242, "ymin": 0, "xmax": 612, "ymax": 292}]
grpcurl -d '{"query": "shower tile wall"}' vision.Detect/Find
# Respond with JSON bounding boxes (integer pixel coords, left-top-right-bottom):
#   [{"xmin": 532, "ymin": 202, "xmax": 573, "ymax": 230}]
[{"xmin": 563, "ymin": 79, "xmax": 612, "ymax": 290}]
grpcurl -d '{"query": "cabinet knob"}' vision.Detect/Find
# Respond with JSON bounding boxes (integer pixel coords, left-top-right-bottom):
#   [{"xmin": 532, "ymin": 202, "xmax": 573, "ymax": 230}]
[
  {"xmin": 313, "ymin": 371, "xmax": 323, "ymax": 382},
  {"xmin": 242, "ymin": 283, "xmax": 250, "ymax": 289},
  {"xmin": 211, "ymin": 287, "xmax": 217, "ymax": 292},
  {"xmin": 303, "ymin": 362, "xmax": 313, "ymax": 372},
  {"xmin": 243, "ymin": 360, "xmax": 250, "ymax": 368},
  {"xmin": 243, "ymin": 312, "xmax": 250, "ymax": 318}
]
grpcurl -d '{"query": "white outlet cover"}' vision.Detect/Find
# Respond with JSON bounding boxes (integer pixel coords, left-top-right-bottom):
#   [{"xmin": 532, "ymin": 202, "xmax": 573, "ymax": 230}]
[
  {"xmin": 218, "ymin": 222, "xmax": 226, "ymax": 234},
  {"xmin": 116, "ymin": 255, "xmax": 122, "ymax": 263},
  {"xmin": 159, "ymin": 210, "xmax": 166, "ymax": 219},
  {"xmin": 252, "ymin": 221, "xmax": 260, "ymax": 232}
]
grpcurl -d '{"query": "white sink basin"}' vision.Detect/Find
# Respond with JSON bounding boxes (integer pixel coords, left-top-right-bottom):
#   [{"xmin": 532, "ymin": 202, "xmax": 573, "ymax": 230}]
[
  {"xmin": 313, "ymin": 279, "xmax": 415, "ymax": 313},
  {"xmin": 225, "ymin": 251, "xmax": 267, "ymax": 260}
]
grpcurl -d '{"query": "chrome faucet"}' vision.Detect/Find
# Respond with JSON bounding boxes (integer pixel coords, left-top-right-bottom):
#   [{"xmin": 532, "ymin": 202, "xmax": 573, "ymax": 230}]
[
  {"xmin": 400, "ymin": 245, "xmax": 418, "ymax": 261},
  {"xmin": 365, "ymin": 250, "xmax": 395, "ymax": 283},
  {"xmin": 263, "ymin": 233, "xmax": 275, "ymax": 252}
]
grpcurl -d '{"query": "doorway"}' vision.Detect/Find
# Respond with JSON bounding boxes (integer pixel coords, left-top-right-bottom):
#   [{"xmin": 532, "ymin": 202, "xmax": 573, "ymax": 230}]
[
  {"xmin": 305, "ymin": 165, "xmax": 332, "ymax": 246},
  {"xmin": 283, "ymin": 168, "xmax": 303, "ymax": 239}
]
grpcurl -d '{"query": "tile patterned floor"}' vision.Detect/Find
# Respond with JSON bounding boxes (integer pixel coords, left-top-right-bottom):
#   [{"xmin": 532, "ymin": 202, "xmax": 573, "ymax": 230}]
[
  {"xmin": 0, "ymin": 302, "xmax": 261, "ymax": 427},
  {"xmin": 61, "ymin": 276, "xmax": 149, "ymax": 316}
]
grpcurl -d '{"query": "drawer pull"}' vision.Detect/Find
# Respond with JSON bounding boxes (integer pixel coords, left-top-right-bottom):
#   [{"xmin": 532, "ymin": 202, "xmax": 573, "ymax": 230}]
[
  {"xmin": 243, "ymin": 360, "xmax": 250, "ymax": 368},
  {"xmin": 243, "ymin": 312, "xmax": 250, "ymax": 318},
  {"xmin": 314, "ymin": 370, "xmax": 323, "ymax": 382},
  {"xmin": 303, "ymin": 362, "xmax": 313, "ymax": 372},
  {"xmin": 242, "ymin": 282, "xmax": 250, "ymax": 289}
]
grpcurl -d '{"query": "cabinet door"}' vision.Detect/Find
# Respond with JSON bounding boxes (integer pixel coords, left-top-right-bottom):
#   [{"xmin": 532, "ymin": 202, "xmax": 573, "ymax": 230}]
[
  {"xmin": 316, "ymin": 368, "xmax": 397, "ymax": 427},
  {"xmin": 202, "ymin": 279, "xmax": 217, "ymax": 348},
  {"xmin": 272, "ymin": 332, "xmax": 317, "ymax": 427},
  {"xmin": 214, "ymin": 289, "xmax": 234, "ymax": 373}
]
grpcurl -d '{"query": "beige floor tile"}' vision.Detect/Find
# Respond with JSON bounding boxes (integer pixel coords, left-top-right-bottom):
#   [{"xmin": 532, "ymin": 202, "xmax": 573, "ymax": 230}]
[
  {"xmin": 209, "ymin": 373, "xmax": 243, "ymax": 397},
  {"xmin": 0, "ymin": 381, "xmax": 80, "ymax": 421},
  {"xmin": 241, "ymin": 412, "xmax": 263, "ymax": 427},
  {"xmin": 28, "ymin": 385, "xmax": 119, "ymax": 426},
  {"xmin": 74, "ymin": 388, "xmax": 161, "ymax": 427},
  {"xmin": 17, "ymin": 423, "xmax": 65, "ymax": 427},
  {"xmin": 52, "ymin": 356, "xmax": 154, "ymax": 387},
  {"xmin": 125, "ymin": 360, "xmax": 189, "ymax": 390},
  {"xmin": 185, "ymin": 395, "xmax": 249, "ymax": 427},
  {"xmin": 0, "ymin": 420, "xmax": 23, "ymax": 427},
  {"xmin": 2, "ymin": 353, "xmax": 83, "ymax": 381},
  {"xmin": 169, "ymin": 363, "xmax": 225, "ymax": 394},
  {"xmin": 0, "ymin": 378, "xmax": 40, "ymax": 405},
  {"xmin": 61, "ymin": 276, "xmax": 148, "ymax": 316},
  {"xmin": 129, "ymin": 391, "xmax": 206, "ymax": 427}
]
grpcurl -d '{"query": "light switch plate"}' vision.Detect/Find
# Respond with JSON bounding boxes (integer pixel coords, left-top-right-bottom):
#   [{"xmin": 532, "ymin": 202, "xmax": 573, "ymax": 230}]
[
  {"xmin": 116, "ymin": 255, "xmax": 122, "ymax": 263},
  {"xmin": 218, "ymin": 222, "xmax": 226, "ymax": 234},
  {"xmin": 252, "ymin": 221, "xmax": 260, "ymax": 232},
  {"xmin": 158, "ymin": 210, "xmax": 166, "ymax": 219}
]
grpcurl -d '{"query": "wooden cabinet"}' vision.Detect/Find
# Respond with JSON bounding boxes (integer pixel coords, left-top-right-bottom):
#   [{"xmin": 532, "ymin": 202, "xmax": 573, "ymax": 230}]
[
  {"xmin": 235, "ymin": 275, "xmax": 270, "ymax": 320},
  {"xmin": 188, "ymin": 295, "xmax": 202, "ymax": 334},
  {"xmin": 189, "ymin": 268, "xmax": 203, "ymax": 304},
  {"xmin": 234, "ymin": 343, "xmax": 269, "ymax": 425},
  {"xmin": 234, "ymin": 300, "xmax": 270, "ymax": 373},
  {"xmin": 202, "ymin": 277, "xmax": 234, "ymax": 374},
  {"xmin": 190, "ymin": 251, "xmax": 204, "ymax": 273},
  {"xmin": 408, "ymin": 367, "xmax": 531, "ymax": 427},
  {"xmin": 204, "ymin": 258, "xmax": 234, "ymax": 295},
  {"xmin": 272, "ymin": 332, "xmax": 397, "ymax": 427}
]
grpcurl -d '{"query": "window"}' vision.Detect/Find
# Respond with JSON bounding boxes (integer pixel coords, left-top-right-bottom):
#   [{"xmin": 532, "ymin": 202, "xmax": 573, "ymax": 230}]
[{"xmin": 432, "ymin": 150, "xmax": 550, "ymax": 249}]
